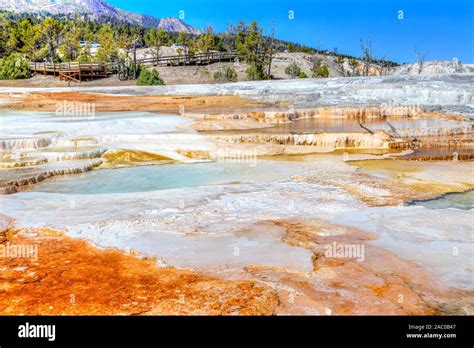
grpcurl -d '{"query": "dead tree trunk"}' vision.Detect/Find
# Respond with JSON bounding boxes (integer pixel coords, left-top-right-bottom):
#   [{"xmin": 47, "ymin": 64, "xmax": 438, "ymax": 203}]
[
  {"xmin": 360, "ymin": 39, "xmax": 373, "ymax": 76},
  {"xmin": 267, "ymin": 22, "xmax": 276, "ymax": 78}
]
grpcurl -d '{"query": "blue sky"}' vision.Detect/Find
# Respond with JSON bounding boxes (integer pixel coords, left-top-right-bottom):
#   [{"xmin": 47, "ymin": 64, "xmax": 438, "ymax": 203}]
[{"xmin": 109, "ymin": 0, "xmax": 473, "ymax": 63}]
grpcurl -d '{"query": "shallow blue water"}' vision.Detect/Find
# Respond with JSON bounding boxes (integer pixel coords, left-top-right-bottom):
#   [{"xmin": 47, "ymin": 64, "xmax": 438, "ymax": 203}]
[
  {"xmin": 28, "ymin": 159, "xmax": 307, "ymax": 194},
  {"xmin": 411, "ymin": 190, "xmax": 474, "ymax": 210}
]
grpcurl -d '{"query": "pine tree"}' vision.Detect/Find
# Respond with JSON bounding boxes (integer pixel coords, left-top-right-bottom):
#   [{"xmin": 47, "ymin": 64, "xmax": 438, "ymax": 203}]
[
  {"xmin": 195, "ymin": 26, "xmax": 216, "ymax": 53},
  {"xmin": 95, "ymin": 24, "xmax": 117, "ymax": 63},
  {"xmin": 144, "ymin": 28, "xmax": 170, "ymax": 62},
  {"xmin": 60, "ymin": 22, "xmax": 81, "ymax": 61},
  {"xmin": 40, "ymin": 17, "xmax": 63, "ymax": 63}
]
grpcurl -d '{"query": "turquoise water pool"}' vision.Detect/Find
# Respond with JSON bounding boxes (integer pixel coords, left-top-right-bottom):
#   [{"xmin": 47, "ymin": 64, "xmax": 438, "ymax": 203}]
[
  {"xmin": 27, "ymin": 159, "xmax": 311, "ymax": 194},
  {"xmin": 411, "ymin": 190, "xmax": 474, "ymax": 210}
]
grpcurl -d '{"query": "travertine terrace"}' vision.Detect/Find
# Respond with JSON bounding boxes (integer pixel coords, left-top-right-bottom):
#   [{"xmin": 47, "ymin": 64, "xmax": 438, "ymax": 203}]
[{"xmin": 0, "ymin": 74, "xmax": 473, "ymax": 315}]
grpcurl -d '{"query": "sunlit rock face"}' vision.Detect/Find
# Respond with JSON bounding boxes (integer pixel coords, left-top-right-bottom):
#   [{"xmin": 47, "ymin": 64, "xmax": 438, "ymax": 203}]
[{"xmin": 0, "ymin": 0, "xmax": 201, "ymax": 34}]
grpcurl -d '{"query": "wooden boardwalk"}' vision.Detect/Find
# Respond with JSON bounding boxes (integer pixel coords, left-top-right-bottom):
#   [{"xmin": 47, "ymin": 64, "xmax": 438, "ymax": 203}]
[
  {"xmin": 138, "ymin": 51, "xmax": 239, "ymax": 67},
  {"xmin": 29, "ymin": 51, "xmax": 239, "ymax": 82},
  {"xmin": 29, "ymin": 62, "xmax": 112, "ymax": 82}
]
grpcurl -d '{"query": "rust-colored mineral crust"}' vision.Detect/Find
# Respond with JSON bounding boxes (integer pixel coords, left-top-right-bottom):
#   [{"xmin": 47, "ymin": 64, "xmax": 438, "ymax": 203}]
[
  {"xmin": 0, "ymin": 229, "xmax": 278, "ymax": 316},
  {"xmin": 257, "ymin": 220, "xmax": 473, "ymax": 315},
  {"xmin": 0, "ymin": 92, "xmax": 266, "ymax": 113}
]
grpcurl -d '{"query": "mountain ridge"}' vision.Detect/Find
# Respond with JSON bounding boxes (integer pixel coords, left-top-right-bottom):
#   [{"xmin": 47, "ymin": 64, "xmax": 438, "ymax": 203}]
[{"xmin": 0, "ymin": 0, "xmax": 201, "ymax": 34}]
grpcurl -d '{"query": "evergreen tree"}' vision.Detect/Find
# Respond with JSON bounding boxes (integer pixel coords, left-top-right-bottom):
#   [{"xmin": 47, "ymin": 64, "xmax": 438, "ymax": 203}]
[
  {"xmin": 40, "ymin": 17, "xmax": 63, "ymax": 63},
  {"xmin": 3, "ymin": 20, "xmax": 21, "ymax": 55},
  {"xmin": 195, "ymin": 26, "xmax": 222, "ymax": 52},
  {"xmin": 117, "ymin": 31, "xmax": 134, "ymax": 59},
  {"xmin": 232, "ymin": 21, "xmax": 268, "ymax": 80},
  {"xmin": 0, "ymin": 53, "xmax": 31, "ymax": 79},
  {"xmin": 77, "ymin": 44, "xmax": 92, "ymax": 63},
  {"xmin": 176, "ymin": 32, "xmax": 188, "ymax": 47},
  {"xmin": 60, "ymin": 22, "xmax": 81, "ymax": 61},
  {"xmin": 285, "ymin": 62, "xmax": 301, "ymax": 79},
  {"xmin": 235, "ymin": 21, "xmax": 262, "ymax": 63},
  {"xmin": 144, "ymin": 28, "xmax": 170, "ymax": 62},
  {"xmin": 195, "ymin": 26, "xmax": 214, "ymax": 53},
  {"xmin": 95, "ymin": 24, "xmax": 117, "ymax": 62}
]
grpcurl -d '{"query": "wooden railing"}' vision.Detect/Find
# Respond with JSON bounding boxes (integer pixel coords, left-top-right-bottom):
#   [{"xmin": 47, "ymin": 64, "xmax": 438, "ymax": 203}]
[
  {"xmin": 29, "ymin": 62, "xmax": 109, "ymax": 73},
  {"xmin": 28, "ymin": 51, "xmax": 240, "ymax": 81},
  {"xmin": 136, "ymin": 51, "xmax": 239, "ymax": 66},
  {"xmin": 29, "ymin": 51, "xmax": 238, "ymax": 71}
]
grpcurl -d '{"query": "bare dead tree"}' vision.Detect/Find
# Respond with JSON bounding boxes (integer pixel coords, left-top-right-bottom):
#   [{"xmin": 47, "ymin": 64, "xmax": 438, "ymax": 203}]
[
  {"xmin": 360, "ymin": 39, "xmax": 373, "ymax": 76},
  {"xmin": 266, "ymin": 21, "xmax": 276, "ymax": 79},
  {"xmin": 386, "ymin": 122, "xmax": 401, "ymax": 138},
  {"xmin": 414, "ymin": 46, "xmax": 428, "ymax": 74},
  {"xmin": 358, "ymin": 121, "xmax": 374, "ymax": 134}
]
